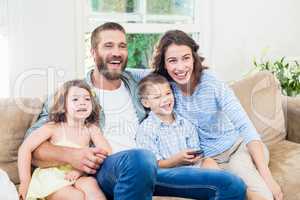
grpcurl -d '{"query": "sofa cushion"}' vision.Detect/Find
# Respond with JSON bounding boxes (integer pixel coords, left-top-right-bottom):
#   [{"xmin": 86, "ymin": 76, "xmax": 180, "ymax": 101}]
[
  {"xmin": 0, "ymin": 98, "xmax": 42, "ymax": 184},
  {"xmin": 230, "ymin": 71, "xmax": 286, "ymax": 146},
  {"xmin": 269, "ymin": 140, "xmax": 300, "ymax": 200}
]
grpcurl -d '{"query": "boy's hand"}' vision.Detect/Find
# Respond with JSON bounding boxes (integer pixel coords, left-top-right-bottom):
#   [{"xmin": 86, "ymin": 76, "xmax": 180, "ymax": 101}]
[
  {"xmin": 64, "ymin": 170, "xmax": 83, "ymax": 182},
  {"xmin": 19, "ymin": 181, "xmax": 30, "ymax": 200},
  {"xmin": 173, "ymin": 149, "xmax": 202, "ymax": 165}
]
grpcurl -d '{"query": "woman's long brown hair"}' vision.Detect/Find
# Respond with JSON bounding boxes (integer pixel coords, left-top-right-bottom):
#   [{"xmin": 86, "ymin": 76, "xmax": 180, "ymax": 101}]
[{"xmin": 152, "ymin": 30, "xmax": 207, "ymax": 85}]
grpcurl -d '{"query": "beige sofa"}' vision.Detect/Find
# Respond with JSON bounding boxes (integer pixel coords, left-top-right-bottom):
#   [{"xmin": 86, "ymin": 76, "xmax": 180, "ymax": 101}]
[{"xmin": 1, "ymin": 71, "xmax": 300, "ymax": 200}]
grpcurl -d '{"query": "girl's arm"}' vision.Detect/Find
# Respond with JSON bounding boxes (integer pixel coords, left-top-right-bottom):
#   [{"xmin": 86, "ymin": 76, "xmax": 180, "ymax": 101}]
[
  {"xmin": 18, "ymin": 124, "xmax": 53, "ymax": 197},
  {"xmin": 90, "ymin": 125, "xmax": 112, "ymax": 155}
]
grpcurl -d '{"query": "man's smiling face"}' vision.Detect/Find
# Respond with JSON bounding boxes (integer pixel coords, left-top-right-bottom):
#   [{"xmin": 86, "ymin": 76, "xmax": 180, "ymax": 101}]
[{"xmin": 92, "ymin": 30, "xmax": 128, "ymax": 80}]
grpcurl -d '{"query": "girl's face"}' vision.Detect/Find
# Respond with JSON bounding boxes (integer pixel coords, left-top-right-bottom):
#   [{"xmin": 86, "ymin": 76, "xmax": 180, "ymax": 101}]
[
  {"xmin": 66, "ymin": 86, "xmax": 93, "ymax": 122},
  {"xmin": 164, "ymin": 44, "xmax": 194, "ymax": 87}
]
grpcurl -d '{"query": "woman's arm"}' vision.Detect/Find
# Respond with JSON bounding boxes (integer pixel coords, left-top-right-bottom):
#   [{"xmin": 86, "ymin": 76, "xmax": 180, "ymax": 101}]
[
  {"xmin": 214, "ymin": 76, "xmax": 261, "ymax": 143},
  {"xmin": 213, "ymin": 74, "xmax": 282, "ymax": 199},
  {"xmin": 246, "ymin": 141, "xmax": 269, "ymax": 175},
  {"xmin": 126, "ymin": 68, "xmax": 152, "ymax": 81},
  {"xmin": 247, "ymin": 140, "xmax": 283, "ymax": 200}
]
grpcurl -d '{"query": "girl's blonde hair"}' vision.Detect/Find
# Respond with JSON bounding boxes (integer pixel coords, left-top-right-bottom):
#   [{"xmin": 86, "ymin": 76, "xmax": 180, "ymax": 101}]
[{"xmin": 49, "ymin": 79, "xmax": 100, "ymax": 126}]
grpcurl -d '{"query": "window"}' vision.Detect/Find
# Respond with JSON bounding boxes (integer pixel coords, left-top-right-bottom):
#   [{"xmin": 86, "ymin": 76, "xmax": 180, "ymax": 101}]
[{"xmin": 84, "ymin": 0, "xmax": 205, "ymax": 73}]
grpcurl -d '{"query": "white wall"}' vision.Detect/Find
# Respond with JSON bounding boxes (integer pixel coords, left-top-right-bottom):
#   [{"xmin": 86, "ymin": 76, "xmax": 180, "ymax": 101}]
[
  {"xmin": 210, "ymin": 0, "xmax": 300, "ymax": 81},
  {"xmin": 8, "ymin": 0, "xmax": 79, "ymax": 98}
]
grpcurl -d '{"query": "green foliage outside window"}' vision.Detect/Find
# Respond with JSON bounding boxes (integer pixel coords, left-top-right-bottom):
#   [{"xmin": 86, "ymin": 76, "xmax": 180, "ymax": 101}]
[
  {"xmin": 127, "ymin": 34, "xmax": 160, "ymax": 68},
  {"xmin": 90, "ymin": 0, "xmax": 136, "ymax": 13},
  {"xmin": 147, "ymin": 0, "xmax": 192, "ymax": 15},
  {"xmin": 85, "ymin": 33, "xmax": 161, "ymax": 70},
  {"xmin": 90, "ymin": 0, "xmax": 191, "ymax": 15}
]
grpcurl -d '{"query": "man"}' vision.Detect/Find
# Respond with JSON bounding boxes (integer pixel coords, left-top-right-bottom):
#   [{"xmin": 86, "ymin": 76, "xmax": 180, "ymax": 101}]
[{"xmin": 27, "ymin": 22, "xmax": 246, "ymax": 200}]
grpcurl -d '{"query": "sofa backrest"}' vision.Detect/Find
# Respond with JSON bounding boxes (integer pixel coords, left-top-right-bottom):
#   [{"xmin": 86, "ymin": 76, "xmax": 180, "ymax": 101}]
[
  {"xmin": 0, "ymin": 71, "xmax": 287, "ymax": 184},
  {"xmin": 230, "ymin": 71, "xmax": 286, "ymax": 146},
  {"xmin": 0, "ymin": 98, "xmax": 43, "ymax": 184}
]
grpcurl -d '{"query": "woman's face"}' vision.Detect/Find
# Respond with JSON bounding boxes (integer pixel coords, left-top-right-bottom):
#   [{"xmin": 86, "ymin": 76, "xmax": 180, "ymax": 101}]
[{"xmin": 164, "ymin": 44, "xmax": 194, "ymax": 87}]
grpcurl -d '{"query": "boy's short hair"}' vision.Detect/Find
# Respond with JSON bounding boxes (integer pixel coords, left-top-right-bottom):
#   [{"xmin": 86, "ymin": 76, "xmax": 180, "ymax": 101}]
[{"xmin": 138, "ymin": 73, "xmax": 170, "ymax": 98}]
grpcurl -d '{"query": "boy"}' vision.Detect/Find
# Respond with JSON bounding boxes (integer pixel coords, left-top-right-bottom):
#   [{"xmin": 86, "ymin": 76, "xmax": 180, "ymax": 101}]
[{"xmin": 136, "ymin": 73, "xmax": 218, "ymax": 169}]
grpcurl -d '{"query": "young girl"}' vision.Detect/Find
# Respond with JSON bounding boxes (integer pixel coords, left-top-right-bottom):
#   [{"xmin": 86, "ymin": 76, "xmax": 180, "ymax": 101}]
[{"xmin": 18, "ymin": 79, "xmax": 111, "ymax": 200}]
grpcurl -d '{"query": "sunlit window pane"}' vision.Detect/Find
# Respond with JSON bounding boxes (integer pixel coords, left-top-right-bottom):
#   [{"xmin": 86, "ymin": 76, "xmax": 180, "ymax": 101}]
[
  {"xmin": 147, "ymin": 0, "xmax": 194, "ymax": 16},
  {"xmin": 127, "ymin": 33, "xmax": 161, "ymax": 68},
  {"xmin": 90, "ymin": 0, "xmax": 138, "ymax": 13}
]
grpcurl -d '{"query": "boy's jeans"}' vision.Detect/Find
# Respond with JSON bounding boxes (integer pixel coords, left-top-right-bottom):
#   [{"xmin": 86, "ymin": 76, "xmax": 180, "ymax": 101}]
[{"xmin": 96, "ymin": 149, "xmax": 246, "ymax": 200}]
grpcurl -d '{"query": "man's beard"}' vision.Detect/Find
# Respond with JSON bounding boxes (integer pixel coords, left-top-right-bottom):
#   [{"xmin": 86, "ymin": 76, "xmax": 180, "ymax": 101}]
[{"xmin": 96, "ymin": 56, "xmax": 127, "ymax": 80}]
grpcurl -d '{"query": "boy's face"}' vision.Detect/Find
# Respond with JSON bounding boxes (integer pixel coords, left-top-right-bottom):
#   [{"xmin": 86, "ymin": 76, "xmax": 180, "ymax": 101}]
[{"xmin": 142, "ymin": 83, "xmax": 174, "ymax": 117}]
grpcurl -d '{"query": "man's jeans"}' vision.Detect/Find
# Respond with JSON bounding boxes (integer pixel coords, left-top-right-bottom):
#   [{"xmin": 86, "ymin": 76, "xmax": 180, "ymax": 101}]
[{"xmin": 96, "ymin": 149, "xmax": 246, "ymax": 200}]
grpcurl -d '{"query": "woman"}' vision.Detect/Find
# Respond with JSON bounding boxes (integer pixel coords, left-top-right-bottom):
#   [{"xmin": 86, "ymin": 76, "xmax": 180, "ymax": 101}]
[{"xmin": 152, "ymin": 30, "xmax": 283, "ymax": 200}]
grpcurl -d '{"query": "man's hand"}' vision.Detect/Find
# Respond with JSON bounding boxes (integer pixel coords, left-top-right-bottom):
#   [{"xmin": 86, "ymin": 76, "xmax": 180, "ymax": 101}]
[{"xmin": 69, "ymin": 147, "xmax": 108, "ymax": 174}]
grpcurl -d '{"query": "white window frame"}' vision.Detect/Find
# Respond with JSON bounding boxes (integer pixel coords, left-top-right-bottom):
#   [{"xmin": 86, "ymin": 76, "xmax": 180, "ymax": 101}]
[{"xmin": 75, "ymin": 0, "xmax": 212, "ymax": 77}]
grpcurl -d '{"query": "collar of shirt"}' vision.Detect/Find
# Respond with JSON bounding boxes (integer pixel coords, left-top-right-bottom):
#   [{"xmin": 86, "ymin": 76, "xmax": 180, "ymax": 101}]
[
  {"xmin": 84, "ymin": 69, "xmax": 147, "ymax": 128},
  {"xmin": 147, "ymin": 111, "xmax": 184, "ymax": 128}
]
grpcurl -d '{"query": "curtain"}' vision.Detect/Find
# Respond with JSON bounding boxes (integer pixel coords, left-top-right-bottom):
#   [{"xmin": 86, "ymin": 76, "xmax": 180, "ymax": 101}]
[{"xmin": 0, "ymin": 0, "xmax": 8, "ymax": 36}]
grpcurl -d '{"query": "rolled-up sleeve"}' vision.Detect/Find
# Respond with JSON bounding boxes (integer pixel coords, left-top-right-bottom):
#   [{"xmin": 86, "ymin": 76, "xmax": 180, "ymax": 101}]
[
  {"xmin": 25, "ymin": 97, "xmax": 50, "ymax": 137},
  {"xmin": 215, "ymin": 77, "xmax": 261, "ymax": 144}
]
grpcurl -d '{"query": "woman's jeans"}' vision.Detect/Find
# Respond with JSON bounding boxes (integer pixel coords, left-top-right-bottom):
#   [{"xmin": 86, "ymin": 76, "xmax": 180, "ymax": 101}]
[{"xmin": 96, "ymin": 149, "xmax": 246, "ymax": 200}]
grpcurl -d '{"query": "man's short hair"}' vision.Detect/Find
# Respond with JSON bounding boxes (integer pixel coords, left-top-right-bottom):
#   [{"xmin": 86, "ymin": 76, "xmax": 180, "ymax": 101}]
[
  {"xmin": 91, "ymin": 22, "xmax": 126, "ymax": 49},
  {"xmin": 138, "ymin": 73, "xmax": 170, "ymax": 98}
]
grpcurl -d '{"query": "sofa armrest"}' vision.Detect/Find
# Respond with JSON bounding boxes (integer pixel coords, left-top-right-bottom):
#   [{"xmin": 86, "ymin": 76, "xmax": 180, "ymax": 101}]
[{"xmin": 283, "ymin": 96, "xmax": 300, "ymax": 143}]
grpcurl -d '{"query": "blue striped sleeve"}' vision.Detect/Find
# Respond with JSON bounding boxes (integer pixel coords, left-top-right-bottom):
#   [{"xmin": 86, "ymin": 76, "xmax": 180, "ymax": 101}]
[
  {"xmin": 213, "ymin": 74, "xmax": 261, "ymax": 144},
  {"xmin": 126, "ymin": 68, "xmax": 152, "ymax": 81}
]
